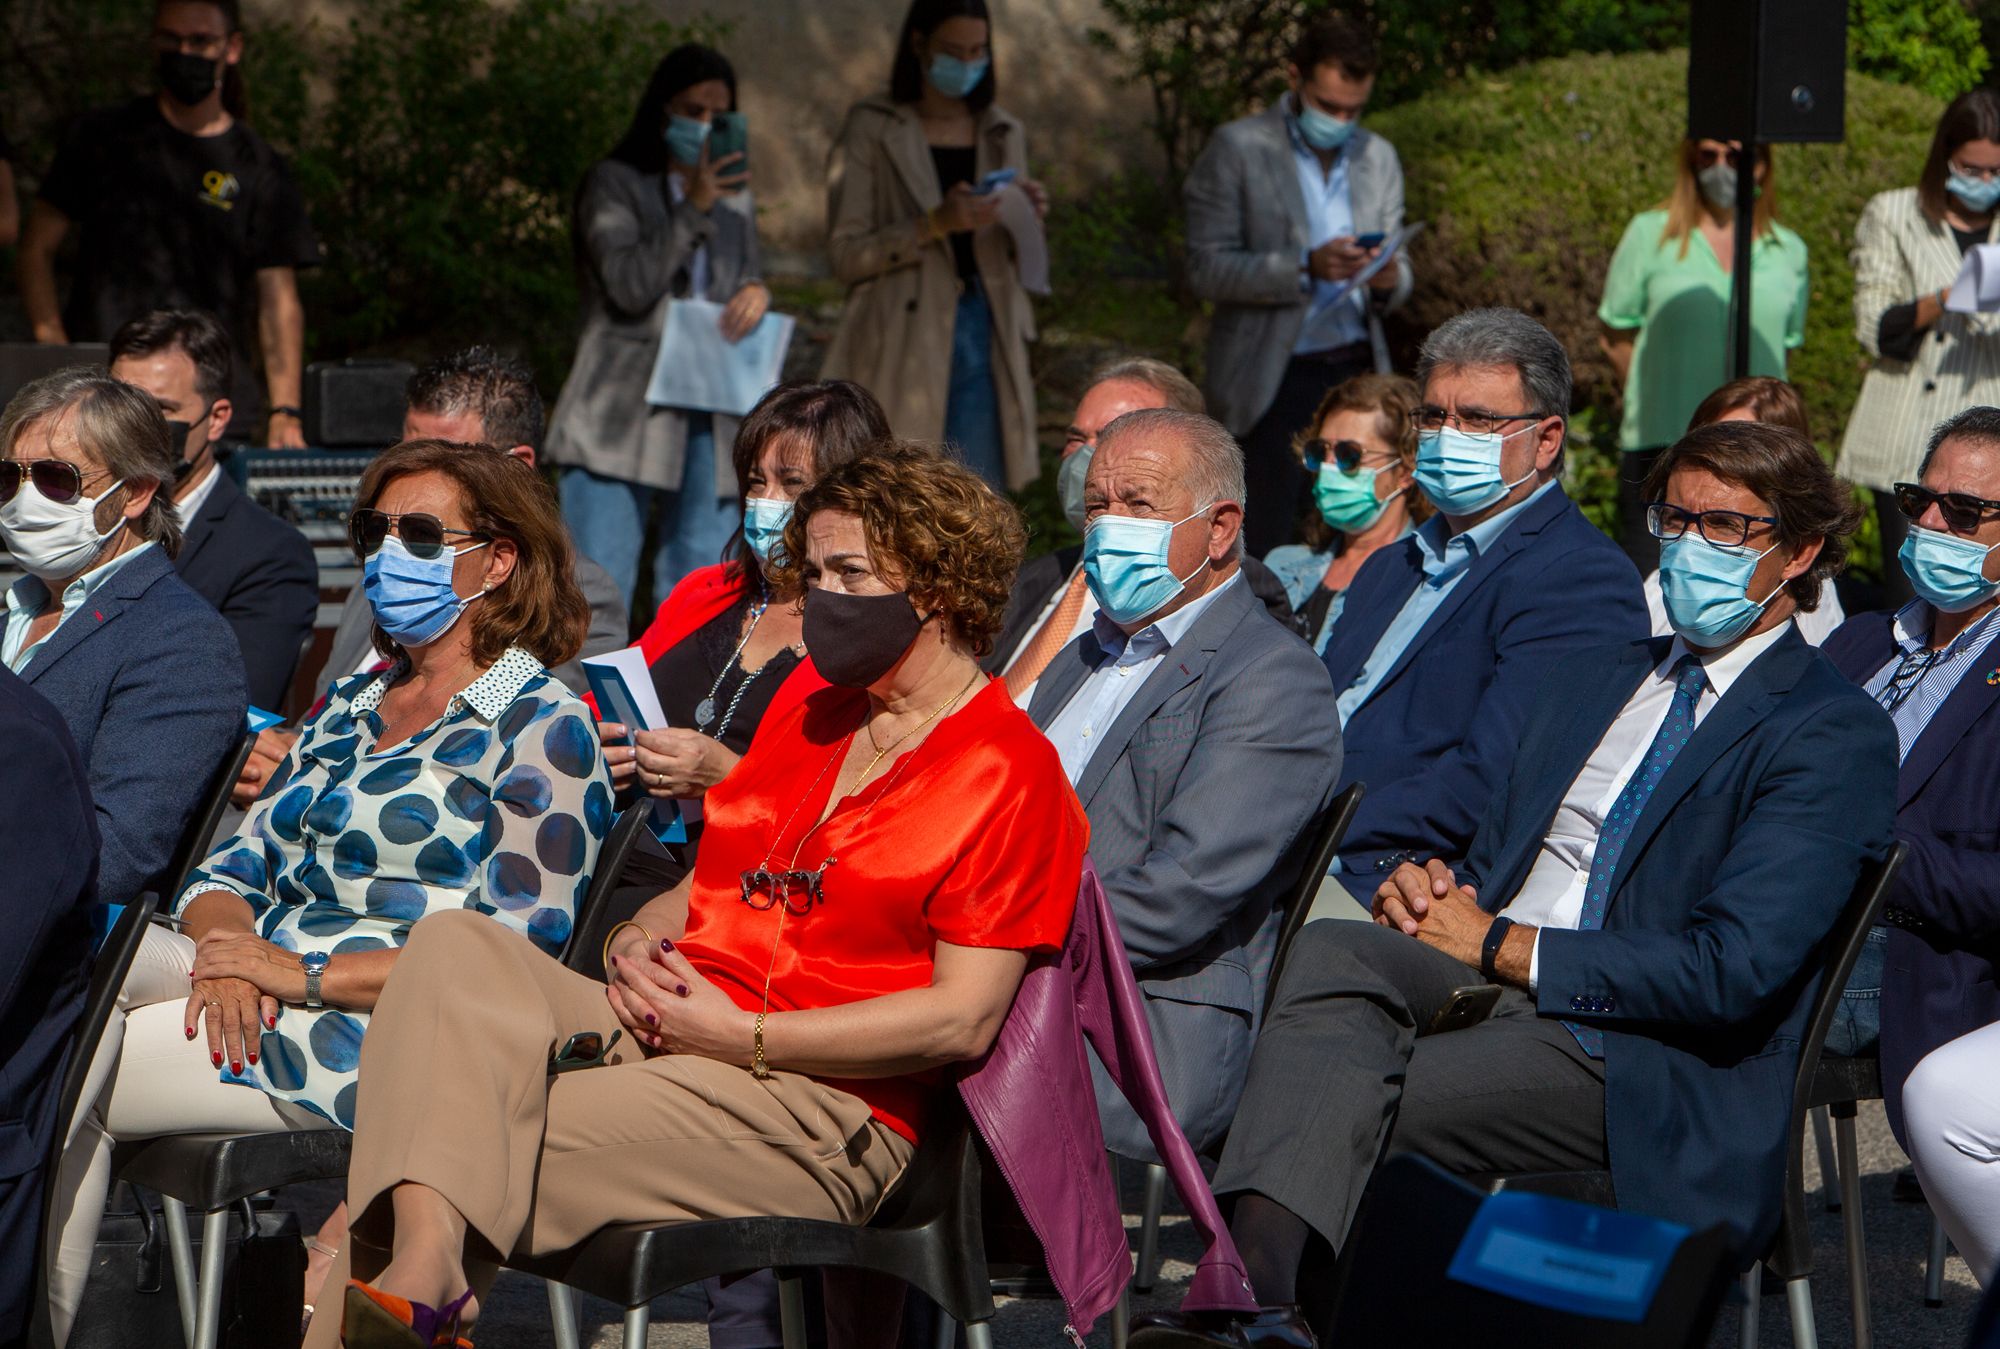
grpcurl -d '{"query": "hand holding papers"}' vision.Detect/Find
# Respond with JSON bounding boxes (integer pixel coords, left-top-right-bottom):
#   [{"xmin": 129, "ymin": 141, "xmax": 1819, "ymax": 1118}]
[
  {"xmin": 645, "ymin": 297, "xmax": 795, "ymax": 417},
  {"xmin": 581, "ymin": 648, "xmax": 688, "ymax": 844},
  {"xmin": 1945, "ymin": 244, "xmax": 2000, "ymax": 313}
]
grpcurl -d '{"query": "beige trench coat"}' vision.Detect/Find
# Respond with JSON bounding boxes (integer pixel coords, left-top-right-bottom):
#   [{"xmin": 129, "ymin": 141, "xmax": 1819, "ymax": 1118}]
[{"xmin": 820, "ymin": 96, "xmax": 1039, "ymax": 489}]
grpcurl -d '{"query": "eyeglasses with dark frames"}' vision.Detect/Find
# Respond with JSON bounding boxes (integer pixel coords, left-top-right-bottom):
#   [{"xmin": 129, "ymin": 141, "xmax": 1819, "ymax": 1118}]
[
  {"xmin": 1893, "ymin": 482, "xmax": 2000, "ymax": 535},
  {"xmin": 349, "ymin": 508, "xmax": 491, "ymax": 560},
  {"xmin": 1413, "ymin": 407, "xmax": 1543, "ymax": 437},
  {"xmin": 0, "ymin": 458, "xmax": 115, "ymax": 507},
  {"xmin": 1646, "ymin": 502, "xmax": 1781, "ymax": 550}
]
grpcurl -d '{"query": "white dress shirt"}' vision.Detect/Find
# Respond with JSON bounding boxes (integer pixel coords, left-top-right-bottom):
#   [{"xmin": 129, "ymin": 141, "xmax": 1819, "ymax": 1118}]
[
  {"xmin": 1003, "ymin": 562, "xmax": 1102, "ymax": 709},
  {"xmin": 172, "ymin": 459, "xmax": 223, "ymax": 527},
  {"xmin": 1499, "ymin": 620, "xmax": 1793, "ymax": 987},
  {"xmin": 1043, "ymin": 572, "xmax": 1242, "ymax": 783}
]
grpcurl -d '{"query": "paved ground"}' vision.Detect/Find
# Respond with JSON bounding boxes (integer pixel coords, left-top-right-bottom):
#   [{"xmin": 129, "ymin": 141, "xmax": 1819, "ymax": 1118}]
[{"xmin": 367, "ymin": 1099, "xmax": 1977, "ymax": 1347}]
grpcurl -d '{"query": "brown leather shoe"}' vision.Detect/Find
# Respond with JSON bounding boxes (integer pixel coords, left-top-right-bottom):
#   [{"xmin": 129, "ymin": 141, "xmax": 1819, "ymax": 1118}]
[{"xmin": 1128, "ymin": 1306, "xmax": 1316, "ymax": 1349}]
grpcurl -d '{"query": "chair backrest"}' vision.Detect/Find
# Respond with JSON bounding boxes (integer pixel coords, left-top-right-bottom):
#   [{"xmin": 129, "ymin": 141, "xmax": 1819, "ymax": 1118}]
[
  {"xmin": 1770, "ymin": 842, "xmax": 1905, "ymax": 1274},
  {"xmin": 561, "ymin": 803, "xmax": 658, "ymax": 972},
  {"xmin": 1328, "ymin": 1155, "xmax": 1735, "ymax": 1347},
  {"xmin": 161, "ymin": 732, "xmax": 257, "ymax": 905},
  {"xmin": 30, "ymin": 895, "xmax": 158, "ymax": 1349},
  {"xmin": 1265, "ymin": 782, "xmax": 1366, "ymax": 1017}
]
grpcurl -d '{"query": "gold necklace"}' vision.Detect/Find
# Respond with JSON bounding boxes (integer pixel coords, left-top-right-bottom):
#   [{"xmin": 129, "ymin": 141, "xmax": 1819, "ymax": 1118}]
[{"xmin": 857, "ymin": 668, "xmax": 981, "ymax": 782}]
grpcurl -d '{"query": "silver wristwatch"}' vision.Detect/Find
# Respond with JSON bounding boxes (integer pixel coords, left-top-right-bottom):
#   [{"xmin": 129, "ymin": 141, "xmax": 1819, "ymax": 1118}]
[{"xmin": 301, "ymin": 950, "xmax": 330, "ymax": 1009}]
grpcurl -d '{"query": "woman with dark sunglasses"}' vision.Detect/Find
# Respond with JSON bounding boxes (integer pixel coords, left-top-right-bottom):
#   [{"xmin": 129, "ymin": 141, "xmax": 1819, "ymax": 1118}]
[
  {"xmin": 1264, "ymin": 372, "xmax": 1427, "ymax": 653},
  {"xmin": 310, "ymin": 444, "xmax": 1083, "ymax": 1349},
  {"xmin": 47, "ymin": 439, "xmax": 614, "ymax": 1343}
]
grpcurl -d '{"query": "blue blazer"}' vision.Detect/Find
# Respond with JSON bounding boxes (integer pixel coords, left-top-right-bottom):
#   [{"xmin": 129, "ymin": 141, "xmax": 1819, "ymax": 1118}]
[
  {"xmin": 19, "ymin": 545, "xmax": 247, "ymax": 904},
  {"xmin": 1464, "ymin": 630, "xmax": 1896, "ymax": 1256},
  {"xmin": 0, "ymin": 666, "xmax": 97, "ymax": 1342},
  {"xmin": 174, "ymin": 469, "xmax": 319, "ymax": 711},
  {"xmin": 1823, "ymin": 613, "xmax": 2000, "ymax": 1144},
  {"xmin": 1322, "ymin": 485, "xmax": 1647, "ymax": 881}
]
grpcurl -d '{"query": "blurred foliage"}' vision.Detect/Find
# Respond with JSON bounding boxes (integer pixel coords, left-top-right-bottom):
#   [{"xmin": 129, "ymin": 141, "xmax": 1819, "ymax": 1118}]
[{"xmin": 1848, "ymin": 0, "xmax": 1989, "ymax": 101}]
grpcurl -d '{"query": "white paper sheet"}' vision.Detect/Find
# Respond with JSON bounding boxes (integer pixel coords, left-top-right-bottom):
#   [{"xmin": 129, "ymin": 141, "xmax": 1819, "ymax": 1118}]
[
  {"xmin": 644, "ymin": 298, "xmax": 795, "ymax": 417},
  {"xmin": 995, "ymin": 184, "xmax": 1051, "ymax": 296},
  {"xmin": 581, "ymin": 647, "xmax": 668, "ymax": 732},
  {"xmin": 1945, "ymin": 244, "xmax": 2000, "ymax": 313},
  {"xmin": 1326, "ymin": 221, "xmax": 1426, "ymax": 305}
]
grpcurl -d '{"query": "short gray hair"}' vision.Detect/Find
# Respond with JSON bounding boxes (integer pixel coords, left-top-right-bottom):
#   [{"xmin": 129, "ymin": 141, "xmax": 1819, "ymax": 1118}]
[
  {"xmin": 1087, "ymin": 357, "xmax": 1206, "ymax": 416},
  {"xmin": 1096, "ymin": 408, "xmax": 1247, "ymax": 557},
  {"xmin": 1921, "ymin": 406, "xmax": 2000, "ymax": 478},
  {"xmin": 1, "ymin": 367, "xmax": 184, "ymax": 557},
  {"xmin": 1416, "ymin": 307, "xmax": 1573, "ymax": 430}
]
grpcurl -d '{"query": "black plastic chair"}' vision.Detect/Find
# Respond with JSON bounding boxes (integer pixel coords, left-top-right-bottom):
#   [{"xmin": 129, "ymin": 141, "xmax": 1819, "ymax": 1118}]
[
  {"xmin": 1329, "ymin": 1155, "xmax": 1737, "ymax": 1347},
  {"xmin": 162, "ymin": 733, "xmax": 257, "ymax": 906},
  {"xmin": 27, "ymin": 896, "xmax": 157, "ymax": 1349},
  {"xmin": 1475, "ymin": 845, "xmax": 1905, "ymax": 1349},
  {"xmin": 530, "ymin": 1101, "xmax": 994, "ymax": 1349},
  {"xmin": 1130, "ymin": 782, "xmax": 1366, "ymax": 1293},
  {"xmin": 109, "ymin": 801, "xmax": 652, "ymax": 1349}
]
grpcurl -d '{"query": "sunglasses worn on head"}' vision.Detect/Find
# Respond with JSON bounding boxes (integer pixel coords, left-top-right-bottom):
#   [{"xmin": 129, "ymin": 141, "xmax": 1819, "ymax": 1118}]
[
  {"xmin": 349, "ymin": 508, "xmax": 490, "ymax": 560},
  {"xmin": 1894, "ymin": 482, "xmax": 2000, "ymax": 534},
  {"xmin": 0, "ymin": 459, "xmax": 107, "ymax": 506}
]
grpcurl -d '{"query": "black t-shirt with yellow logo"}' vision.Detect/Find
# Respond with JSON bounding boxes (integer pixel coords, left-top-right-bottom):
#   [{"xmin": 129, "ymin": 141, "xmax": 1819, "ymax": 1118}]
[{"xmin": 39, "ymin": 97, "xmax": 321, "ymax": 435}]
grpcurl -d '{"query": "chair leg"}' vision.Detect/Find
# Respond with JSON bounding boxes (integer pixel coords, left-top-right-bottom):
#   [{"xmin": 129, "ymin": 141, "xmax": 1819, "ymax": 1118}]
[
  {"xmin": 191, "ymin": 1207, "xmax": 229, "ymax": 1349},
  {"xmin": 1926, "ymin": 1213, "xmax": 1949, "ymax": 1308},
  {"xmin": 546, "ymin": 1281, "xmax": 581, "ymax": 1349},
  {"xmin": 1740, "ymin": 1265, "xmax": 1761, "ymax": 1347},
  {"xmin": 1811, "ymin": 1106, "xmax": 1839, "ymax": 1212},
  {"xmin": 778, "ymin": 1272, "xmax": 809, "ymax": 1349},
  {"xmin": 1134, "ymin": 1161, "xmax": 1168, "ymax": 1294},
  {"xmin": 1785, "ymin": 1276, "xmax": 1818, "ymax": 1349},
  {"xmin": 621, "ymin": 1302, "xmax": 649, "ymax": 1349},
  {"xmin": 1110, "ymin": 1282, "xmax": 1131, "ymax": 1349},
  {"xmin": 934, "ymin": 1313, "xmax": 959, "ymax": 1349},
  {"xmin": 965, "ymin": 1321, "xmax": 995, "ymax": 1349},
  {"xmin": 158, "ymin": 1194, "xmax": 197, "ymax": 1348},
  {"xmin": 1834, "ymin": 1110, "xmax": 1870, "ymax": 1349}
]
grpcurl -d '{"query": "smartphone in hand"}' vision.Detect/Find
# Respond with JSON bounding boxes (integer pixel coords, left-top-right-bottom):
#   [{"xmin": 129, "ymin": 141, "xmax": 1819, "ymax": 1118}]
[
  {"xmin": 974, "ymin": 167, "xmax": 1018, "ymax": 195},
  {"xmin": 1354, "ymin": 231, "xmax": 1387, "ymax": 249},
  {"xmin": 709, "ymin": 111, "xmax": 748, "ymax": 174}
]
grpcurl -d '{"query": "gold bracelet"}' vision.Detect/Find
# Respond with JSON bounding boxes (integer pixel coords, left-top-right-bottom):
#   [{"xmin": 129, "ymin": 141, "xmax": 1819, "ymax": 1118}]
[
  {"xmin": 601, "ymin": 920, "xmax": 654, "ymax": 976},
  {"xmin": 751, "ymin": 1011, "xmax": 771, "ymax": 1079}
]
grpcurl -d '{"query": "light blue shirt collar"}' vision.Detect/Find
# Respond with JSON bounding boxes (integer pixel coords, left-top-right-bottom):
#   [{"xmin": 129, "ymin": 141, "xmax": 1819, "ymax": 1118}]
[
  {"xmin": 1411, "ymin": 479, "xmax": 1558, "ymax": 587},
  {"xmin": 1087, "ymin": 569, "xmax": 1242, "ymax": 666},
  {"xmin": 2, "ymin": 540, "xmax": 157, "ymax": 672}
]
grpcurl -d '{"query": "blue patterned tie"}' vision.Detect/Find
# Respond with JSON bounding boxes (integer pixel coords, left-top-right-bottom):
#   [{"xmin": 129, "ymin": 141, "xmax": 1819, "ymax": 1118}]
[{"xmin": 1564, "ymin": 656, "xmax": 1707, "ymax": 1057}]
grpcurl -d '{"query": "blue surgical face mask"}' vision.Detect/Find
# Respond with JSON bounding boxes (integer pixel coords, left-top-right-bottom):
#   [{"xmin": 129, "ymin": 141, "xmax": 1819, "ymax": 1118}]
[
  {"xmin": 1900, "ymin": 524, "xmax": 2000, "ymax": 612},
  {"xmin": 1658, "ymin": 532, "xmax": 1781, "ymax": 647},
  {"xmin": 664, "ymin": 114, "xmax": 710, "ymax": 166},
  {"xmin": 1058, "ymin": 443, "xmax": 1093, "ymax": 533},
  {"xmin": 926, "ymin": 51, "xmax": 989, "ymax": 100},
  {"xmin": 1948, "ymin": 171, "xmax": 2000, "ymax": 215},
  {"xmin": 742, "ymin": 496, "xmax": 794, "ymax": 565},
  {"xmin": 363, "ymin": 534, "xmax": 489, "ymax": 648},
  {"xmin": 1083, "ymin": 505, "xmax": 1211, "ymax": 625},
  {"xmin": 1414, "ymin": 423, "xmax": 1540, "ymax": 516},
  {"xmin": 1295, "ymin": 97, "xmax": 1355, "ymax": 152}
]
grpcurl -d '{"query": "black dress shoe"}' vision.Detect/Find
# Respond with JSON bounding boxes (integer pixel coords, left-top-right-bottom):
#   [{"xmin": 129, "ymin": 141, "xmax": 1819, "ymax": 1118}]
[{"xmin": 1128, "ymin": 1306, "xmax": 1316, "ymax": 1349}]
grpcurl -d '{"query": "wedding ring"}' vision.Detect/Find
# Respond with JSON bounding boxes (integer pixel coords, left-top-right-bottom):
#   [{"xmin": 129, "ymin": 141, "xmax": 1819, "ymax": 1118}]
[{"xmin": 207, "ymin": 1000, "xmax": 221, "ymax": 1008}]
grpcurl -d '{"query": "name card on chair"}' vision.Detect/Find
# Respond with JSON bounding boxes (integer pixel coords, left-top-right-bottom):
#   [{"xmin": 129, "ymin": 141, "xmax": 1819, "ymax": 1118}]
[{"xmin": 1446, "ymin": 1189, "xmax": 1690, "ymax": 1323}]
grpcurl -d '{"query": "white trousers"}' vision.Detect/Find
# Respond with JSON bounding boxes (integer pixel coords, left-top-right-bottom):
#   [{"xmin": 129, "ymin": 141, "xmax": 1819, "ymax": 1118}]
[
  {"xmin": 1904, "ymin": 1019, "xmax": 2000, "ymax": 1289},
  {"xmin": 47, "ymin": 925, "xmax": 330, "ymax": 1346}
]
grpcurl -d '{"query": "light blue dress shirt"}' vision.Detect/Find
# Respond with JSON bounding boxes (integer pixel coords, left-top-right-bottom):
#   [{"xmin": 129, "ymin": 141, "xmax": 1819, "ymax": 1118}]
[
  {"xmin": 1334, "ymin": 481, "xmax": 1558, "ymax": 725},
  {"xmin": 1286, "ymin": 106, "xmax": 1370, "ymax": 356},
  {"xmin": 1861, "ymin": 600, "xmax": 2000, "ymax": 762},
  {"xmin": 1044, "ymin": 572, "xmax": 1243, "ymax": 783},
  {"xmin": 2, "ymin": 541, "xmax": 158, "ymax": 673}
]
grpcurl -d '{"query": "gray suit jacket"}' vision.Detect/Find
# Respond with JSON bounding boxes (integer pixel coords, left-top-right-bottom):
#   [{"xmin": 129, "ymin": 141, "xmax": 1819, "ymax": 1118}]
[
  {"xmin": 322, "ymin": 553, "xmax": 628, "ymax": 700},
  {"xmin": 1184, "ymin": 104, "xmax": 1412, "ymax": 436},
  {"xmin": 1028, "ymin": 573, "xmax": 1343, "ymax": 1157}
]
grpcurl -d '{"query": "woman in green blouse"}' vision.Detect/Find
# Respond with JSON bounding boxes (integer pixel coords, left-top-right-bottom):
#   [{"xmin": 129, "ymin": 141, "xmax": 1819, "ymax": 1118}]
[{"xmin": 1598, "ymin": 137, "xmax": 1809, "ymax": 570}]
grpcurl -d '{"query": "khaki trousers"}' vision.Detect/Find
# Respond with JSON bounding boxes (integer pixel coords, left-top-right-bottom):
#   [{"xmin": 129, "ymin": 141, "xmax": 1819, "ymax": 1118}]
[{"xmin": 320, "ymin": 911, "xmax": 912, "ymax": 1335}]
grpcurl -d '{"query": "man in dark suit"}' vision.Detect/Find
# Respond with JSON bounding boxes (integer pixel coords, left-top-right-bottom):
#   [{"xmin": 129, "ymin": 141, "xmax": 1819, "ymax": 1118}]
[
  {"xmin": 1134, "ymin": 421, "xmax": 1896, "ymax": 1348},
  {"xmin": 1321, "ymin": 307, "xmax": 1647, "ymax": 908},
  {"xmin": 1821, "ymin": 407, "xmax": 2000, "ymax": 1157},
  {"xmin": 110, "ymin": 309, "xmax": 317, "ymax": 711},
  {"xmin": 0, "ymin": 665, "xmax": 97, "ymax": 1345},
  {"xmin": 1029, "ymin": 407, "xmax": 1342, "ymax": 1159},
  {"xmin": 990, "ymin": 357, "xmax": 1293, "ymax": 704}
]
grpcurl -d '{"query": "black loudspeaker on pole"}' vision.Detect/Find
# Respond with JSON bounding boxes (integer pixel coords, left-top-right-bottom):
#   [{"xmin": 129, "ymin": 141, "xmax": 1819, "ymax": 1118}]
[{"xmin": 1687, "ymin": 0, "xmax": 1848, "ymax": 378}]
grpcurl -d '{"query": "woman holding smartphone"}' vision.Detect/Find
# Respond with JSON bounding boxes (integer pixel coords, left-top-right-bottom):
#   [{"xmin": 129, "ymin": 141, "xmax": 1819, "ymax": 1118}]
[
  {"xmin": 547, "ymin": 43, "xmax": 772, "ymax": 611},
  {"xmin": 821, "ymin": 0, "xmax": 1047, "ymax": 491}
]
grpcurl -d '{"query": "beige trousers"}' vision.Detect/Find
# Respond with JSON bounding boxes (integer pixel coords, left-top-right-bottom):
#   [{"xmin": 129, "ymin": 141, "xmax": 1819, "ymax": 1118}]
[{"xmin": 311, "ymin": 910, "xmax": 913, "ymax": 1343}]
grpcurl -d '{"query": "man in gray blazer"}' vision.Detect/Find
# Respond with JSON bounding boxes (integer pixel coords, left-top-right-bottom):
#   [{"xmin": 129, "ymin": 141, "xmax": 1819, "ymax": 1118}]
[
  {"xmin": 1030, "ymin": 408, "xmax": 1343, "ymax": 1157},
  {"xmin": 1184, "ymin": 13, "xmax": 1411, "ymax": 557}
]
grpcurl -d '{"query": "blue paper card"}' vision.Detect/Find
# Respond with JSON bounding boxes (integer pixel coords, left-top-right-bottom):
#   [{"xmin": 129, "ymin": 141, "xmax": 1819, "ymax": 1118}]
[
  {"xmin": 1446, "ymin": 1189, "xmax": 1689, "ymax": 1323},
  {"xmin": 245, "ymin": 705, "xmax": 285, "ymax": 733}
]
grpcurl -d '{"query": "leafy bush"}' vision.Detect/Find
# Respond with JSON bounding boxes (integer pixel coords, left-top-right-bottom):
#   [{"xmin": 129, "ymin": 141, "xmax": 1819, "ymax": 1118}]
[{"xmin": 1849, "ymin": 0, "xmax": 1989, "ymax": 101}]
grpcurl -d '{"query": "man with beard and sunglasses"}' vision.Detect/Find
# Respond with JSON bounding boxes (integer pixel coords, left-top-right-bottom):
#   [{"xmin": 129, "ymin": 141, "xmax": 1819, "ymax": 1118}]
[{"xmin": 111, "ymin": 308, "xmax": 317, "ymax": 710}]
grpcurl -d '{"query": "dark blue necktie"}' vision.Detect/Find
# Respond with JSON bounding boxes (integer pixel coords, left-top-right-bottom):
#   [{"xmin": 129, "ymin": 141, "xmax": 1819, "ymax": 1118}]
[{"xmin": 1565, "ymin": 655, "xmax": 1707, "ymax": 1057}]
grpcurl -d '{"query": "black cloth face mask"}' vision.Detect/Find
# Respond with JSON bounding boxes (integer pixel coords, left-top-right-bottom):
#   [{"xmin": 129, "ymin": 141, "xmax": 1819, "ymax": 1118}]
[
  {"xmin": 159, "ymin": 51, "xmax": 222, "ymax": 107},
  {"xmin": 802, "ymin": 588, "xmax": 927, "ymax": 688}
]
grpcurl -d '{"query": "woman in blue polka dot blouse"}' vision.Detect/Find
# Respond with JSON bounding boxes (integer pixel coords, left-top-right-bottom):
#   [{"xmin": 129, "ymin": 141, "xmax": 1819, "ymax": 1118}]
[{"xmin": 47, "ymin": 440, "xmax": 614, "ymax": 1342}]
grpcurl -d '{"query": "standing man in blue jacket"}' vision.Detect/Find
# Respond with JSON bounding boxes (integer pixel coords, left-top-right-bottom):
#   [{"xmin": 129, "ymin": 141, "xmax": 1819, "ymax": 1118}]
[
  {"xmin": 1321, "ymin": 307, "xmax": 1648, "ymax": 907},
  {"xmin": 1134, "ymin": 419, "xmax": 1896, "ymax": 1349}
]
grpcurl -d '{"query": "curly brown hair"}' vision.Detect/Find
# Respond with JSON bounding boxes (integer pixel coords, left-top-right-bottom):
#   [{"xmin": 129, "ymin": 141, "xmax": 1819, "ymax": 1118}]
[
  {"xmin": 354, "ymin": 439, "xmax": 591, "ymax": 669},
  {"xmin": 766, "ymin": 442, "xmax": 1025, "ymax": 658},
  {"xmin": 1288, "ymin": 371, "xmax": 1431, "ymax": 549}
]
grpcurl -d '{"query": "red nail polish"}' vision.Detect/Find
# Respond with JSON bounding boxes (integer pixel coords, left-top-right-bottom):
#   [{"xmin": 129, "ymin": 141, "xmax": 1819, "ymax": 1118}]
[
  {"xmin": 609, "ymin": 955, "xmax": 618, "ymax": 967},
  {"xmin": 267, "ymin": 1015, "xmax": 277, "ymax": 1029},
  {"xmin": 247, "ymin": 1053, "xmax": 257, "ymax": 1065},
  {"xmin": 659, "ymin": 938, "xmax": 675, "ymax": 952},
  {"xmin": 645, "ymin": 1012, "xmax": 657, "ymax": 1025},
  {"xmin": 675, "ymin": 984, "xmax": 688, "ymax": 997},
  {"xmin": 185, "ymin": 1026, "xmax": 195, "ymax": 1040},
  {"xmin": 212, "ymin": 1051, "xmax": 223, "ymax": 1067},
  {"xmin": 230, "ymin": 1061, "xmax": 241, "ymax": 1074}
]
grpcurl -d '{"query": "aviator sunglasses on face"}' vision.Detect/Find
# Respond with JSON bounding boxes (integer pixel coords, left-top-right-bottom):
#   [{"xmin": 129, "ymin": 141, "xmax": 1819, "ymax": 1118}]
[
  {"xmin": 0, "ymin": 458, "xmax": 116, "ymax": 507},
  {"xmin": 349, "ymin": 508, "xmax": 491, "ymax": 560}
]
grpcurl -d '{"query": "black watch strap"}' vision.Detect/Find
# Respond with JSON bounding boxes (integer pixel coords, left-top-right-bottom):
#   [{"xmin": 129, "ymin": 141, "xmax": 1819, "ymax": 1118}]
[{"xmin": 1481, "ymin": 916, "xmax": 1515, "ymax": 981}]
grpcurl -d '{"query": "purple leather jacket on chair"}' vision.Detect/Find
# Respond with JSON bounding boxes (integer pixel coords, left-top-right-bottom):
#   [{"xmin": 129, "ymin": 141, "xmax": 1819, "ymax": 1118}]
[{"xmin": 956, "ymin": 859, "xmax": 1259, "ymax": 1341}]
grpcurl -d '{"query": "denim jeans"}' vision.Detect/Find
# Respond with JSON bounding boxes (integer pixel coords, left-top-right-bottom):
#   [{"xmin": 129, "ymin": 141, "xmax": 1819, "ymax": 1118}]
[
  {"xmin": 560, "ymin": 412, "xmax": 739, "ymax": 613},
  {"xmin": 944, "ymin": 281, "xmax": 1006, "ymax": 490},
  {"xmin": 1823, "ymin": 924, "xmax": 1886, "ymax": 1058}
]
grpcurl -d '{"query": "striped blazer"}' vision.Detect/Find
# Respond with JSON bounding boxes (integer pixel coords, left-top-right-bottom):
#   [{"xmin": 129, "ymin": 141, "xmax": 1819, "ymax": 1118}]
[{"xmin": 1837, "ymin": 187, "xmax": 2000, "ymax": 492}]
